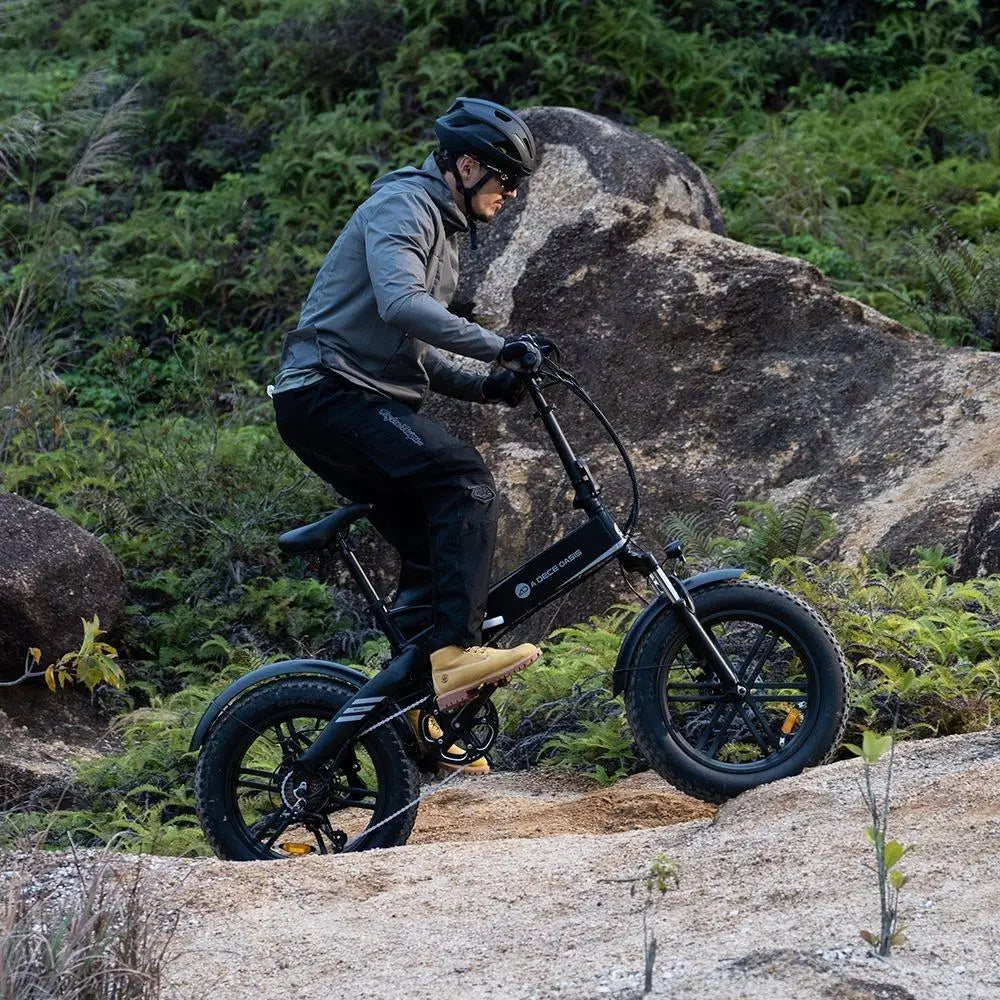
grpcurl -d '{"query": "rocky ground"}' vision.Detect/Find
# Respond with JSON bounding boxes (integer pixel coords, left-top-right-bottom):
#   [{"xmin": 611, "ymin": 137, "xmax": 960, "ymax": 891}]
[
  {"xmin": 95, "ymin": 730, "xmax": 998, "ymax": 1000},
  {"xmin": 4, "ymin": 731, "xmax": 996, "ymax": 999}
]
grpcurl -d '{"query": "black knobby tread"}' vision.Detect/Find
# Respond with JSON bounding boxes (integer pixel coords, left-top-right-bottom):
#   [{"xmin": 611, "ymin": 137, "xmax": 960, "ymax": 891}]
[
  {"xmin": 194, "ymin": 678, "xmax": 420, "ymax": 860},
  {"xmin": 625, "ymin": 579, "xmax": 850, "ymax": 804}
]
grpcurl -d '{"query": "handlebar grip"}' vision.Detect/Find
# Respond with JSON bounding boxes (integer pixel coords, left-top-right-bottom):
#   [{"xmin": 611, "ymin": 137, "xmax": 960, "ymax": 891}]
[{"xmin": 521, "ymin": 348, "xmax": 540, "ymax": 370}]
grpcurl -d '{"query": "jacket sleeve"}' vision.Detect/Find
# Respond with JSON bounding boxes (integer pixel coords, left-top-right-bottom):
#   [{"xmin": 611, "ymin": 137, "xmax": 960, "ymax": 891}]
[
  {"xmin": 424, "ymin": 346, "xmax": 488, "ymax": 402},
  {"xmin": 362, "ymin": 193, "xmax": 505, "ymax": 364}
]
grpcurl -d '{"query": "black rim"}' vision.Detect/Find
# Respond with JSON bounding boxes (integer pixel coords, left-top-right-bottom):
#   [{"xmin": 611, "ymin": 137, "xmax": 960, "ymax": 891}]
[
  {"xmin": 658, "ymin": 610, "xmax": 819, "ymax": 773},
  {"xmin": 224, "ymin": 702, "xmax": 388, "ymax": 858}
]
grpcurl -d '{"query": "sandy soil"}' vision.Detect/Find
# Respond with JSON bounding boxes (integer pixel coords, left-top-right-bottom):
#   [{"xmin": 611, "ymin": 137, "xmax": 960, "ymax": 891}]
[
  {"xmin": 408, "ymin": 769, "xmax": 714, "ymax": 844},
  {"xmin": 143, "ymin": 730, "xmax": 999, "ymax": 1000}
]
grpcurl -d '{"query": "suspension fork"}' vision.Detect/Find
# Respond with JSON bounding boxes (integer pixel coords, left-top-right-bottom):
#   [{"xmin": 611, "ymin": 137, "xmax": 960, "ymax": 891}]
[
  {"xmin": 296, "ymin": 645, "xmax": 425, "ymax": 769},
  {"xmin": 648, "ymin": 564, "xmax": 747, "ymax": 696}
]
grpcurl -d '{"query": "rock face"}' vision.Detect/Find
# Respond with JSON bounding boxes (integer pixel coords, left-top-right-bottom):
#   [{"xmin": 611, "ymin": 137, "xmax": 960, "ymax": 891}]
[
  {"xmin": 421, "ymin": 106, "xmax": 1000, "ymax": 620},
  {"xmin": 0, "ymin": 493, "xmax": 125, "ymax": 679},
  {"xmin": 955, "ymin": 488, "xmax": 1000, "ymax": 579}
]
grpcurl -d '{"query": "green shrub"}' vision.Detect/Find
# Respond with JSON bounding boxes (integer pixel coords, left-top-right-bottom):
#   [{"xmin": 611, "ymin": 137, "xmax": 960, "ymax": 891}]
[
  {"xmin": 494, "ymin": 608, "xmax": 640, "ymax": 779},
  {"xmin": 775, "ymin": 555, "xmax": 1000, "ymax": 740},
  {"xmin": 663, "ymin": 492, "xmax": 836, "ymax": 577}
]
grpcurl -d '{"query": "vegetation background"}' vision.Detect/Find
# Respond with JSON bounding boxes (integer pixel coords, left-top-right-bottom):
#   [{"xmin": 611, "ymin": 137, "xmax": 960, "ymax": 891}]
[{"xmin": 1, "ymin": 0, "xmax": 998, "ymax": 855}]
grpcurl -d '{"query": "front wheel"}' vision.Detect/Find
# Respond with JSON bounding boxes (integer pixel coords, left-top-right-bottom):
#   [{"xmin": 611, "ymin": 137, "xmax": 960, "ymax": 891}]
[
  {"xmin": 624, "ymin": 581, "xmax": 848, "ymax": 803},
  {"xmin": 194, "ymin": 678, "xmax": 420, "ymax": 860}
]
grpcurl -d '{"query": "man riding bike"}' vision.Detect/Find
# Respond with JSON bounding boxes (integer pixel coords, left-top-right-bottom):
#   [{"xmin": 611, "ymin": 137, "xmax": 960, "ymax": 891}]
[{"xmin": 270, "ymin": 97, "xmax": 554, "ymax": 770}]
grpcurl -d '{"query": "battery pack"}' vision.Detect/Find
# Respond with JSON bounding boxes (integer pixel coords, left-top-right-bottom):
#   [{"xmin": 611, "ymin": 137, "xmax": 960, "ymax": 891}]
[{"xmin": 484, "ymin": 515, "xmax": 624, "ymax": 631}]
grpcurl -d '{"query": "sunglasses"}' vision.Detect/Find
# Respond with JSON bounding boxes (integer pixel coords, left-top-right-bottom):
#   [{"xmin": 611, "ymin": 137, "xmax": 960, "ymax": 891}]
[{"xmin": 472, "ymin": 160, "xmax": 521, "ymax": 193}]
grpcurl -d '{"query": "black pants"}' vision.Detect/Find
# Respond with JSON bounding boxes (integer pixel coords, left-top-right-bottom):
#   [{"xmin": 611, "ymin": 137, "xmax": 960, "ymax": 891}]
[{"xmin": 272, "ymin": 376, "xmax": 498, "ymax": 650}]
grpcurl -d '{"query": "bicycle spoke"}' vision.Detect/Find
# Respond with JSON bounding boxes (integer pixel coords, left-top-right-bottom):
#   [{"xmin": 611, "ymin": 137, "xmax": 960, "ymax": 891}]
[
  {"xmin": 706, "ymin": 703, "xmax": 739, "ymax": 759},
  {"xmin": 236, "ymin": 776, "xmax": 280, "ymax": 793},
  {"xmin": 735, "ymin": 702, "xmax": 777, "ymax": 753},
  {"xmin": 251, "ymin": 808, "xmax": 295, "ymax": 851},
  {"xmin": 239, "ymin": 766, "xmax": 281, "ymax": 780},
  {"xmin": 667, "ymin": 680, "xmax": 724, "ymax": 705},
  {"xmin": 281, "ymin": 719, "xmax": 312, "ymax": 753},
  {"xmin": 695, "ymin": 697, "xmax": 729, "ymax": 752},
  {"xmin": 737, "ymin": 625, "xmax": 769, "ymax": 675},
  {"xmin": 740, "ymin": 629, "xmax": 779, "ymax": 686}
]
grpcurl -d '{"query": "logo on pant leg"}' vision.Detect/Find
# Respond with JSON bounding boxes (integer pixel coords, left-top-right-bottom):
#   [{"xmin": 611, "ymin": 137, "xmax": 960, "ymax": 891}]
[
  {"xmin": 468, "ymin": 483, "xmax": 496, "ymax": 504},
  {"xmin": 378, "ymin": 407, "xmax": 424, "ymax": 447}
]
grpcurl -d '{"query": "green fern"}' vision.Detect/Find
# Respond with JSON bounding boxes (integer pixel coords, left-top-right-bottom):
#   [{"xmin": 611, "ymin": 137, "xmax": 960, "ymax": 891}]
[{"xmin": 663, "ymin": 492, "xmax": 835, "ymax": 577}]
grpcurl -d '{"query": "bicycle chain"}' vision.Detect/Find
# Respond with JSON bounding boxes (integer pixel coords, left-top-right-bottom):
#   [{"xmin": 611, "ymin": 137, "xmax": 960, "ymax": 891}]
[
  {"xmin": 346, "ymin": 757, "xmax": 475, "ymax": 846},
  {"xmin": 342, "ymin": 693, "xmax": 480, "ymax": 846},
  {"xmin": 355, "ymin": 692, "xmax": 432, "ymax": 740}
]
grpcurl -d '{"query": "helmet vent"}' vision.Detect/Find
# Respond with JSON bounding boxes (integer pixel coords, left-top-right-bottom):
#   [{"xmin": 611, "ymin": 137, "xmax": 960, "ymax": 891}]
[{"xmin": 434, "ymin": 97, "xmax": 537, "ymax": 177}]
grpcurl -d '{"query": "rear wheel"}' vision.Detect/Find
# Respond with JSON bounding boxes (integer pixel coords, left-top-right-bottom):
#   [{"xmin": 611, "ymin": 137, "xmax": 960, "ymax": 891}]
[
  {"xmin": 624, "ymin": 581, "xmax": 848, "ymax": 803},
  {"xmin": 194, "ymin": 678, "xmax": 419, "ymax": 860}
]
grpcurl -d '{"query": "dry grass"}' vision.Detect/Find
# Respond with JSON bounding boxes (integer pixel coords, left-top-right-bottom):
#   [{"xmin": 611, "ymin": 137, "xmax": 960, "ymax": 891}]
[{"xmin": 0, "ymin": 845, "xmax": 177, "ymax": 1000}]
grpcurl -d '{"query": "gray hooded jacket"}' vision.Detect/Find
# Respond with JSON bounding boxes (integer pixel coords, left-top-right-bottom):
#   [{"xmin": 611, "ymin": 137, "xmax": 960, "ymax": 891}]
[{"xmin": 272, "ymin": 153, "xmax": 504, "ymax": 408}]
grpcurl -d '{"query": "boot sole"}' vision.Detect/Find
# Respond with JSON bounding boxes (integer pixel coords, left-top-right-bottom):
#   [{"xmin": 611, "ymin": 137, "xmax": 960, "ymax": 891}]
[
  {"xmin": 435, "ymin": 649, "xmax": 542, "ymax": 710},
  {"xmin": 439, "ymin": 759, "xmax": 490, "ymax": 775}
]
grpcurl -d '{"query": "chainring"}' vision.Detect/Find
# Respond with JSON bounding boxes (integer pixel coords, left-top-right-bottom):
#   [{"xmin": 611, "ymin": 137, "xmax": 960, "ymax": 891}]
[{"xmin": 417, "ymin": 695, "xmax": 499, "ymax": 764}]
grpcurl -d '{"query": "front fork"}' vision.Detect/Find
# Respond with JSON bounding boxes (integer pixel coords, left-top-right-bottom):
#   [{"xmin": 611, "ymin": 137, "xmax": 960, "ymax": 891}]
[{"xmin": 621, "ymin": 545, "xmax": 747, "ymax": 696}]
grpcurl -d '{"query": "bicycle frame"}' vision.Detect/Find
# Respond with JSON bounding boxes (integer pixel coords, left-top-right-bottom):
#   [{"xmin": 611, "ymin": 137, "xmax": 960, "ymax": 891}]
[
  {"xmin": 295, "ymin": 372, "xmax": 746, "ymax": 772},
  {"xmin": 338, "ymin": 378, "xmax": 629, "ymax": 654}
]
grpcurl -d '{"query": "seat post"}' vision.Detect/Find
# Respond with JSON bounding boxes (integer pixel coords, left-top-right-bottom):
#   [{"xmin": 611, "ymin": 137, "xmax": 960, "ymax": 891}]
[{"xmin": 337, "ymin": 536, "xmax": 406, "ymax": 653}]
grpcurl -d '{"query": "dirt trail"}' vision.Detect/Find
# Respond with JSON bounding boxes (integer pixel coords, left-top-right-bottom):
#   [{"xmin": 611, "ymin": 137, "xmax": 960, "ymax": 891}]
[
  {"xmin": 408, "ymin": 769, "xmax": 714, "ymax": 844},
  {"xmin": 146, "ymin": 731, "xmax": 999, "ymax": 1000}
]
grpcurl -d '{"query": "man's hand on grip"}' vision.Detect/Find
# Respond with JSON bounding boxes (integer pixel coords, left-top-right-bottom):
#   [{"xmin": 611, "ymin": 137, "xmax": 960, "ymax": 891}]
[
  {"xmin": 482, "ymin": 371, "xmax": 528, "ymax": 407},
  {"xmin": 498, "ymin": 333, "xmax": 559, "ymax": 373}
]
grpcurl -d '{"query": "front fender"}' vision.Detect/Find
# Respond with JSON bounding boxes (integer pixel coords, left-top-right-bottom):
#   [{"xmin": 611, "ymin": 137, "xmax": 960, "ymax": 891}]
[
  {"xmin": 611, "ymin": 568, "xmax": 744, "ymax": 697},
  {"xmin": 189, "ymin": 658, "xmax": 369, "ymax": 751}
]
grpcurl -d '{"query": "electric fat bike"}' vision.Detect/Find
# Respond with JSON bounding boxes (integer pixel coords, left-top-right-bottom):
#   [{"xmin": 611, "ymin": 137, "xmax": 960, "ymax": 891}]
[{"xmin": 192, "ymin": 355, "xmax": 849, "ymax": 861}]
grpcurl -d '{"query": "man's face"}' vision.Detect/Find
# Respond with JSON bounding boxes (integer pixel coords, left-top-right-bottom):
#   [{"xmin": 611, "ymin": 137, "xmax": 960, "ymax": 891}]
[{"xmin": 458, "ymin": 156, "xmax": 518, "ymax": 221}]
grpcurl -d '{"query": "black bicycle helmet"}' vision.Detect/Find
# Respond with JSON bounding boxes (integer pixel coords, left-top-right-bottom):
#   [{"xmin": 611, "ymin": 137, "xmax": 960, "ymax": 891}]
[
  {"xmin": 434, "ymin": 97, "xmax": 536, "ymax": 248},
  {"xmin": 434, "ymin": 97, "xmax": 537, "ymax": 177}
]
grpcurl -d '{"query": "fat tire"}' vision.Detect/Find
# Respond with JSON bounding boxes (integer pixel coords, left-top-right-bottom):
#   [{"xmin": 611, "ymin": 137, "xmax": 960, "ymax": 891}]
[
  {"xmin": 195, "ymin": 678, "xmax": 420, "ymax": 860},
  {"xmin": 624, "ymin": 580, "xmax": 849, "ymax": 804}
]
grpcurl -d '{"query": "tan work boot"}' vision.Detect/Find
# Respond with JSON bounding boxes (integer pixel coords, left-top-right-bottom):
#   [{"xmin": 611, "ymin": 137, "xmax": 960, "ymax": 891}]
[
  {"xmin": 406, "ymin": 710, "xmax": 490, "ymax": 775},
  {"xmin": 431, "ymin": 642, "xmax": 542, "ymax": 709}
]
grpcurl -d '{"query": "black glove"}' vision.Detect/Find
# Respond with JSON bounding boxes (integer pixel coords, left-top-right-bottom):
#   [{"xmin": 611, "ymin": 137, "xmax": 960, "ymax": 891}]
[
  {"xmin": 498, "ymin": 333, "xmax": 560, "ymax": 373},
  {"xmin": 482, "ymin": 370, "xmax": 528, "ymax": 407}
]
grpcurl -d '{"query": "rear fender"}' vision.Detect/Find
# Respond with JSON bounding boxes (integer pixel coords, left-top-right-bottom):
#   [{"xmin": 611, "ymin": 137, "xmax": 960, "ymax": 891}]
[
  {"xmin": 189, "ymin": 659, "xmax": 370, "ymax": 751},
  {"xmin": 611, "ymin": 569, "xmax": 744, "ymax": 697}
]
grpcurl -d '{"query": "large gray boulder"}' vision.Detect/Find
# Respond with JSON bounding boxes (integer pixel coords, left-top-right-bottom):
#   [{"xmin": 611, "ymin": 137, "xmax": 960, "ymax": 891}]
[
  {"xmin": 955, "ymin": 489, "xmax": 1000, "ymax": 579},
  {"xmin": 416, "ymin": 106, "xmax": 1000, "ymax": 623},
  {"xmin": 0, "ymin": 492, "xmax": 125, "ymax": 679}
]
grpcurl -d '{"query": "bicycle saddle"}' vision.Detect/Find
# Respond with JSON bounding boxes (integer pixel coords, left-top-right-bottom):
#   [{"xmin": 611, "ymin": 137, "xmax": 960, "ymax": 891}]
[{"xmin": 277, "ymin": 503, "xmax": 373, "ymax": 553}]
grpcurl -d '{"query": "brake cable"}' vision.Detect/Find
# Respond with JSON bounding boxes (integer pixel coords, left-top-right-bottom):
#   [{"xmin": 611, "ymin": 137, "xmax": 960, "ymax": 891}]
[{"xmin": 535, "ymin": 357, "xmax": 641, "ymax": 540}]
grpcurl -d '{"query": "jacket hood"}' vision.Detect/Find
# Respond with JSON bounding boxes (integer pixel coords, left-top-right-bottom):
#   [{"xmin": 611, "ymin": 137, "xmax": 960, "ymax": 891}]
[{"xmin": 371, "ymin": 153, "xmax": 468, "ymax": 234}]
